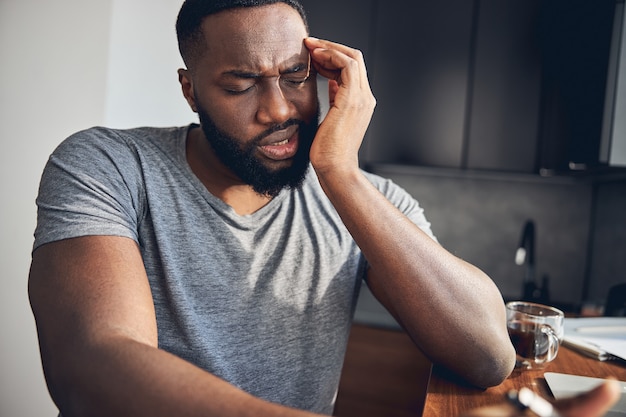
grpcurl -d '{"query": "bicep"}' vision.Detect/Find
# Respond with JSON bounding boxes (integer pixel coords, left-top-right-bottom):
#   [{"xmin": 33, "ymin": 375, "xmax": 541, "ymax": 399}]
[{"xmin": 29, "ymin": 235, "xmax": 157, "ymax": 353}]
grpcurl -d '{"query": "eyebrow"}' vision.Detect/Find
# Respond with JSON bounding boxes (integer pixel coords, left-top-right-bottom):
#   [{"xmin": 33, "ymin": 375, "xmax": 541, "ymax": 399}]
[{"xmin": 221, "ymin": 62, "xmax": 310, "ymax": 79}]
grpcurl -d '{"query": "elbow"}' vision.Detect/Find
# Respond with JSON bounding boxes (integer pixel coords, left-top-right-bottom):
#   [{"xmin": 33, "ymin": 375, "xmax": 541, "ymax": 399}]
[
  {"xmin": 468, "ymin": 361, "xmax": 515, "ymax": 389},
  {"xmin": 464, "ymin": 340, "xmax": 516, "ymax": 388}
]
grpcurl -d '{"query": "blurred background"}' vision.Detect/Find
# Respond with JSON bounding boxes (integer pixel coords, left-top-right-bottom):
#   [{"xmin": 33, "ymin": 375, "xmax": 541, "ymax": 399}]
[
  {"xmin": 1, "ymin": 0, "xmax": 625, "ymax": 415},
  {"xmin": 299, "ymin": 0, "xmax": 626, "ymax": 326}
]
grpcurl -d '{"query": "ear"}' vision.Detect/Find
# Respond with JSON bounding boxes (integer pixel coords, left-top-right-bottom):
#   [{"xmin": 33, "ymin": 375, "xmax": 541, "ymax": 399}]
[{"xmin": 178, "ymin": 68, "xmax": 198, "ymax": 113}]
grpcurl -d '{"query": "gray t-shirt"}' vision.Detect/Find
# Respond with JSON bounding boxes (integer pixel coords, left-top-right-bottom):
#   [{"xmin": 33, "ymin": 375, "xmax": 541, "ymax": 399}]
[{"xmin": 34, "ymin": 125, "xmax": 435, "ymax": 414}]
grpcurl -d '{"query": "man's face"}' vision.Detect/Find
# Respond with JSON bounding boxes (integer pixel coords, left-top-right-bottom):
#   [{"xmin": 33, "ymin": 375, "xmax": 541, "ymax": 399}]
[
  {"xmin": 196, "ymin": 104, "xmax": 319, "ymax": 197},
  {"xmin": 184, "ymin": 3, "xmax": 319, "ymax": 196}
]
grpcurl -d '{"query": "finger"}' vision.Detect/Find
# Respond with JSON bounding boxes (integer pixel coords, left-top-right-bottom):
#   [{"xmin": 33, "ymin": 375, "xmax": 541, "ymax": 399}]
[
  {"xmin": 309, "ymin": 47, "xmax": 359, "ymax": 86},
  {"xmin": 305, "ymin": 37, "xmax": 369, "ymax": 88},
  {"xmin": 328, "ymin": 79, "xmax": 339, "ymax": 107},
  {"xmin": 305, "ymin": 37, "xmax": 362, "ymax": 61},
  {"xmin": 555, "ymin": 380, "xmax": 622, "ymax": 417},
  {"xmin": 307, "ymin": 47, "xmax": 340, "ymax": 80},
  {"xmin": 311, "ymin": 38, "xmax": 369, "ymax": 88}
]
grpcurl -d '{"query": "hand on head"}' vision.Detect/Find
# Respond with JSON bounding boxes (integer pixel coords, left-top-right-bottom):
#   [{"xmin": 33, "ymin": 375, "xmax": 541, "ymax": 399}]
[{"xmin": 302, "ymin": 37, "xmax": 376, "ymax": 174}]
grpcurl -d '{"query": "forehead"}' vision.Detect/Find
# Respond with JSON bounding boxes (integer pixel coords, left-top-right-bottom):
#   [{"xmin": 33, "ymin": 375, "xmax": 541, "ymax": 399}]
[{"xmin": 200, "ymin": 3, "xmax": 309, "ymax": 73}]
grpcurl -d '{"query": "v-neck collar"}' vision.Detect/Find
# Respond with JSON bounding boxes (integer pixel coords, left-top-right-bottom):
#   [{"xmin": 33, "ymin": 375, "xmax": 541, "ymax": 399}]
[{"xmin": 176, "ymin": 124, "xmax": 290, "ymax": 224}]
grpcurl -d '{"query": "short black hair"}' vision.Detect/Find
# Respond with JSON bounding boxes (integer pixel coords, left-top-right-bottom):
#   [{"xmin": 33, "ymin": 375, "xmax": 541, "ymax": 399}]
[{"xmin": 176, "ymin": 0, "xmax": 309, "ymax": 69}]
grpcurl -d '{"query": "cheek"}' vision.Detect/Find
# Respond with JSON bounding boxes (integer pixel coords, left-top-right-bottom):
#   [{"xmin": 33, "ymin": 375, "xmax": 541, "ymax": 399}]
[{"xmin": 203, "ymin": 96, "xmax": 255, "ymax": 137}]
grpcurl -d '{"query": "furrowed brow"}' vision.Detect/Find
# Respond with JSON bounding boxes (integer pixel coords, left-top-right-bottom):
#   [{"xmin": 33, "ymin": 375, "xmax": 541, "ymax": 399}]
[
  {"xmin": 222, "ymin": 70, "xmax": 261, "ymax": 79},
  {"xmin": 221, "ymin": 60, "xmax": 310, "ymax": 79}
]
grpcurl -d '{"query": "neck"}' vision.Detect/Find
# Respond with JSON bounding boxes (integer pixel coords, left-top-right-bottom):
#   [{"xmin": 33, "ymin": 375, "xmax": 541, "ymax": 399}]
[{"xmin": 186, "ymin": 126, "xmax": 272, "ymax": 215}]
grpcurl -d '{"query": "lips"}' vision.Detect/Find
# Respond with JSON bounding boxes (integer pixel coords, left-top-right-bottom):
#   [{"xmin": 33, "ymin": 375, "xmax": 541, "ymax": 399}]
[{"xmin": 258, "ymin": 130, "xmax": 299, "ymax": 161}]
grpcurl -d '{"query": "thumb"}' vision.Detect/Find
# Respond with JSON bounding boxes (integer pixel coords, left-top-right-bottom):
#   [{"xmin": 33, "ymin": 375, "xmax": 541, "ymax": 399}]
[{"xmin": 555, "ymin": 379, "xmax": 622, "ymax": 417}]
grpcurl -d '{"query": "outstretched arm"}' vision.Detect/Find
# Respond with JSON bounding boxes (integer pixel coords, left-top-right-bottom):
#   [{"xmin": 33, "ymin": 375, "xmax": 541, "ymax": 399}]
[
  {"xmin": 305, "ymin": 36, "xmax": 516, "ymax": 388},
  {"xmin": 29, "ymin": 236, "xmax": 321, "ymax": 417}
]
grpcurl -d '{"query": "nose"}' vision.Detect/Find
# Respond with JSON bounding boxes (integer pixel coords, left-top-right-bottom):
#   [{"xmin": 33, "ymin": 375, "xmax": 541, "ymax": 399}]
[{"xmin": 255, "ymin": 78, "xmax": 294, "ymax": 125}]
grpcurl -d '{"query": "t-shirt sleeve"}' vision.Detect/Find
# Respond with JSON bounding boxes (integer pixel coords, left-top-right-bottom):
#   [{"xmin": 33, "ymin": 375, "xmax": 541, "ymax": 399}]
[
  {"xmin": 362, "ymin": 170, "xmax": 438, "ymax": 242},
  {"xmin": 33, "ymin": 127, "xmax": 145, "ymax": 252}
]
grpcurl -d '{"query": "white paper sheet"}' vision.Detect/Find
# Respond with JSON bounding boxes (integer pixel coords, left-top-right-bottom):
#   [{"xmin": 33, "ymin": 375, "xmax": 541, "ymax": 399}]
[{"xmin": 563, "ymin": 317, "xmax": 626, "ymax": 361}]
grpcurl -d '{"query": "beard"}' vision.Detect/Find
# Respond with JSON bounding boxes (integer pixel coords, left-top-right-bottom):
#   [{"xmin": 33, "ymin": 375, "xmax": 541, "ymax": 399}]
[{"xmin": 196, "ymin": 105, "xmax": 319, "ymax": 198}]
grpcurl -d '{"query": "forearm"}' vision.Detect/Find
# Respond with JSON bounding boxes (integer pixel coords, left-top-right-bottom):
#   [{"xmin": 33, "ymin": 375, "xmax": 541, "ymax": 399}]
[
  {"xmin": 30, "ymin": 238, "xmax": 325, "ymax": 417},
  {"xmin": 46, "ymin": 335, "xmax": 320, "ymax": 417},
  {"xmin": 306, "ymin": 35, "xmax": 514, "ymax": 386},
  {"xmin": 316, "ymin": 168, "xmax": 515, "ymax": 387}
]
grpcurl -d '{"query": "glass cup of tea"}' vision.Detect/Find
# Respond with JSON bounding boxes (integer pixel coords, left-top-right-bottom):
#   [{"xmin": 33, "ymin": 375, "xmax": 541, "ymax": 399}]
[{"xmin": 506, "ymin": 301, "xmax": 564, "ymax": 370}]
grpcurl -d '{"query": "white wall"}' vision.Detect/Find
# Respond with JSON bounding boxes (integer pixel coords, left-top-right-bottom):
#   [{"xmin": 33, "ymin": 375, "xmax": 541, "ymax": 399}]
[
  {"xmin": 104, "ymin": 0, "xmax": 193, "ymax": 127},
  {"xmin": 0, "ymin": 1, "xmax": 191, "ymax": 414}
]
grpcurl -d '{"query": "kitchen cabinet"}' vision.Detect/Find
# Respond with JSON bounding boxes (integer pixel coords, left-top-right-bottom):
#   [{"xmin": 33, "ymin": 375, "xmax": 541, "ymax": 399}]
[
  {"xmin": 301, "ymin": 0, "xmax": 620, "ymax": 174},
  {"xmin": 367, "ymin": 0, "xmax": 545, "ymax": 172},
  {"xmin": 365, "ymin": 0, "xmax": 474, "ymax": 168},
  {"xmin": 466, "ymin": 0, "xmax": 542, "ymax": 172},
  {"xmin": 601, "ymin": 1, "xmax": 626, "ymax": 168},
  {"xmin": 537, "ymin": 0, "xmax": 616, "ymax": 173}
]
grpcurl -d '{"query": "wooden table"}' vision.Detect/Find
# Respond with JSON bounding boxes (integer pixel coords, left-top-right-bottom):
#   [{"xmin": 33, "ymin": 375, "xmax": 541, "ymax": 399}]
[
  {"xmin": 335, "ymin": 324, "xmax": 626, "ymax": 417},
  {"xmin": 423, "ymin": 345, "xmax": 626, "ymax": 417},
  {"xmin": 334, "ymin": 324, "xmax": 432, "ymax": 417}
]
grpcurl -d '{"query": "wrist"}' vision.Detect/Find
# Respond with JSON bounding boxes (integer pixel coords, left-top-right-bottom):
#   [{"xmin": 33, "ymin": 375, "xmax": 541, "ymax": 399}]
[{"xmin": 313, "ymin": 164, "xmax": 363, "ymax": 195}]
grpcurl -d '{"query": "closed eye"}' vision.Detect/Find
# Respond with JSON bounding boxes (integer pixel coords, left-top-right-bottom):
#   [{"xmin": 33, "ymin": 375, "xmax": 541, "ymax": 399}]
[
  {"xmin": 225, "ymin": 85, "xmax": 255, "ymax": 95},
  {"xmin": 280, "ymin": 61, "xmax": 311, "ymax": 87},
  {"xmin": 281, "ymin": 75, "xmax": 310, "ymax": 86}
]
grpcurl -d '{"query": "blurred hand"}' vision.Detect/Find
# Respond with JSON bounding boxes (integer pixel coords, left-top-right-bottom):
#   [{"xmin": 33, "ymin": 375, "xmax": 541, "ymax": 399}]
[{"xmin": 461, "ymin": 380, "xmax": 621, "ymax": 417}]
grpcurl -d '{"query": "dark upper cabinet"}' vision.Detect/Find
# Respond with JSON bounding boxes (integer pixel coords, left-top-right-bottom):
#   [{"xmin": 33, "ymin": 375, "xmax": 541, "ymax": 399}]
[
  {"xmin": 537, "ymin": 0, "xmax": 616, "ymax": 174},
  {"xmin": 300, "ymin": 0, "xmax": 620, "ymax": 174},
  {"xmin": 366, "ymin": 0, "xmax": 475, "ymax": 168},
  {"xmin": 466, "ymin": 0, "xmax": 542, "ymax": 172}
]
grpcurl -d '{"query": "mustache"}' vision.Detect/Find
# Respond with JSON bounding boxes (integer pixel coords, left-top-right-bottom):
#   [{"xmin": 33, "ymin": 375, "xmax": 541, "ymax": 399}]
[{"xmin": 251, "ymin": 119, "xmax": 301, "ymax": 144}]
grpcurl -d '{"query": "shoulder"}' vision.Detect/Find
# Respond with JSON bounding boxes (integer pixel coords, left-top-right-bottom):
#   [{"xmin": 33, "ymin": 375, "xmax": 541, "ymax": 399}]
[
  {"xmin": 54, "ymin": 125, "xmax": 185, "ymax": 157},
  {"xmin": 47, "ymin": 125, "xmax": 189, "ymax": 177}
]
